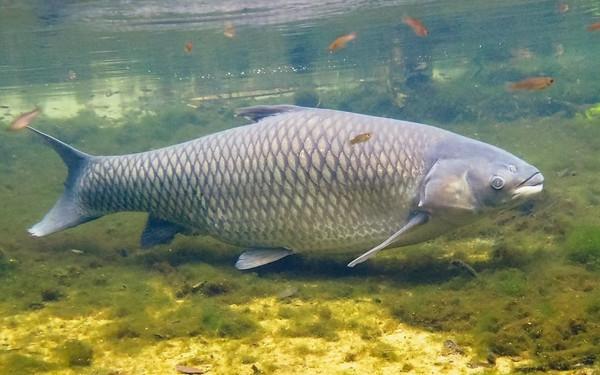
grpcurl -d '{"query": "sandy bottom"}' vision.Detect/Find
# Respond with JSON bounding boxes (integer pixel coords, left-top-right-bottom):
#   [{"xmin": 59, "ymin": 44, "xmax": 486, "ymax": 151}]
[{"xmin": 0, "ymin": 295, "xmax": 546, "ymax": 375}]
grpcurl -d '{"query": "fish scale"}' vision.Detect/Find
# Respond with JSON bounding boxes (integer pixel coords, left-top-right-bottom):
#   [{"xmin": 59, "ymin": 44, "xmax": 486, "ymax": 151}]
[{"xmin": 75, "ymin": 108, "xmax": 438, "ymax": 253}]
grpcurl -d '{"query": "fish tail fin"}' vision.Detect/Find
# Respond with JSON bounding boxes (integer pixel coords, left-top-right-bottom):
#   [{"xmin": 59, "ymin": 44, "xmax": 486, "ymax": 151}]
[{"xmin": 26, "ymin": 126, "xmax": 99, "ymax": 237}]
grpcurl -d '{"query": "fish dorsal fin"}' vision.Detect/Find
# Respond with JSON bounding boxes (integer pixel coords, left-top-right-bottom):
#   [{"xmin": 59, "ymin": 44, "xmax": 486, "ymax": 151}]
[
  {"xmin": 347, "ymin": 212, "xmax": 429, "ymax": 267},
  {"xmin": 235, "ymin": 248, "xmax": 294, "ymax": 270},
  {"xmin": 140, "ymin": 216, "xmax": 185, "ymax": 248},
  {"xmin": 234, "ymin": 105, "xmax": 306, "ymax": 122}
]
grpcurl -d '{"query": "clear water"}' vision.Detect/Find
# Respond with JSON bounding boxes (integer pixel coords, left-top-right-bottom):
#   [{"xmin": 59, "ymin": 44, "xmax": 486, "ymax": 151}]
[{"xmin": 2, "ymin": 0, "xmax": 600, "ymax": 373}]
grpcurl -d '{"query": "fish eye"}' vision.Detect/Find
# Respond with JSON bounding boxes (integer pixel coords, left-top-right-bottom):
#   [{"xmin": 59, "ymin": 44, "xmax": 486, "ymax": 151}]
[{"xmin": 490, "ymin": 176, "xmax": 505, "ymax": 190}]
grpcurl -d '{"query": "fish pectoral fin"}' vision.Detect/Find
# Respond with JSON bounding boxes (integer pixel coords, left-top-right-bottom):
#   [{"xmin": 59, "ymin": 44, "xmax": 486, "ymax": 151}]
[
  {"xmin": 347, "ymin": 212, "xmax": 429, "ymax": 268},
  {"xmin": 234, "ymin": 105, "xmax": 306, "ymax": 122},
  {"xmin": 140, "ymin": 216, "xmax": 186, "ymax": 248},
  {"xmin": 235, "ymin": 248, "xmax": 294, "ymax": 270}
]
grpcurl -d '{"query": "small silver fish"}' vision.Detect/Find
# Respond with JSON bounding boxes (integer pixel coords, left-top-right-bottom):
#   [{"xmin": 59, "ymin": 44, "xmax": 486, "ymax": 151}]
[{"xmin": 23, "ymin": 105, "xmax": 543, "ymax": 269}]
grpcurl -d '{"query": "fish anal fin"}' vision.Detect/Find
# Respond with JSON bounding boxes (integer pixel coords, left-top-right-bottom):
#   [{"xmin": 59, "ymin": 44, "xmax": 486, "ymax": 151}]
[
  {"xmin": 347, "ymin": 212, "xmax": 429, "ymax": 267},
  {"xmin": 234, "ymin": 105, "xmax": 306, "ymax": 122},
  {"xmin": 140, "ymin": 216, "xmax": 185, "ymax": 248},
  {"xmin": 235, "ymin": 248, "xmax": 294, "ymax": 270}
]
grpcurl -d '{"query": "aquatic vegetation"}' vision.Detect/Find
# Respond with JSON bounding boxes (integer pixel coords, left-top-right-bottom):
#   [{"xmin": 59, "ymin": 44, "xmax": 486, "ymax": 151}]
[
  {"xmin": 0, "ymin": 354, "xmax": 56, "ymax": 373},
  {"xmin": 199, "ymin": 304, "xmax": 258, "ymax": 338},
  {"xmin": 40, "ymin": 288, "xmax": 64, "ymax": 302},
  {"xmin": 57, "ymin": 339, "xmax": 94, "ymax": 367},
  {"xmin": 565, "ymin": 225, "xmax": 600, "ymax": 269},
  {"xmin": 369, "ymin": 341, "xmax": 399, "ymax": 361},
  {"xmin": 279, "ymin": 306, "xmax": 341, "ymax": 341},
  {"xmin": 0, "ymin": 247, "xmax": 14, "ymax": 275}
]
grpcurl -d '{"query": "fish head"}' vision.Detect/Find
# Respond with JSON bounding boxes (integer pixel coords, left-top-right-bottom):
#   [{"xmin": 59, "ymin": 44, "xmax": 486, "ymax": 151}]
[
  {"xmin": 418, "ymin": 138, "xmax": 543, "ymax": 221},
  {"xmin": 463, "ymin": 155, "xmax": 543, "ymax": 210}
]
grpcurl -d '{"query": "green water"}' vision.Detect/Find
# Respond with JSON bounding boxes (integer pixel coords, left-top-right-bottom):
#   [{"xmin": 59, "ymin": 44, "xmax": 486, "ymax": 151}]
[{"xmin": 2, "ymin": 0, "xmax": 600, "ymax": 374}]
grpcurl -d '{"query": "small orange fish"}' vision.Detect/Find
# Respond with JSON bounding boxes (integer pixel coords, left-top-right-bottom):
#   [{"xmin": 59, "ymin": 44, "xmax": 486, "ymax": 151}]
[
  {"xmin": 184, "ymin": 41, "xmax": 193, "ymax": 53},
  {"xmin": 224, "ymin": 22, "xmax": 236, "ymax": 39},
  {"xmin": 587, "ymin": 22, "xmax": 600, "ymax": 32},
  {"xmin": 402, "ymin": 16, "xmax": 428, "ymax": 37},
  {"xmin": 7, "ymin": 108, "xmax": 40, "ymax": 131},
  {"xmin": 328, "ymin": 32, "xmax": 357, "ymax": 53},
  {"xmin": 350, "ymin": 132, "xmax": 372, "ymax": 145},
  {"xmin": 508, "ymin": 77, "xmax": 554, "ymax": 91}
]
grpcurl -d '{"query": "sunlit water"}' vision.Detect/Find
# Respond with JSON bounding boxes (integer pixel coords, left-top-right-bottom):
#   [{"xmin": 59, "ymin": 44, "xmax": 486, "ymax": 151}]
[{"xmin": 2, "ymin": 0, "xmax": 600, "ymax": 374}]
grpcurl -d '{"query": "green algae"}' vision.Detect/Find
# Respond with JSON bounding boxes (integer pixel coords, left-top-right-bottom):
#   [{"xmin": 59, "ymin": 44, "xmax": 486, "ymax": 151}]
[
  {"xmin": 199, "ymin": 304, "xmax": 258, "ymax": 338},
  {"xmin": 369, "ymin": 341, "xmax": 399, "ymax": 361},
  {"xmin": 278, "ymin": 306, "xmax": 341, "ymax": 341},
  {"xmin": 565, "ymin": 225, "xmax": 600, "ymax": 269},
  {"xmin": 0, "ymin": 353, "xmax": 56, "ymax": 373},
  {"xmin": 57, "ymin": 339, "xmax": 94, "ymax": 367}
]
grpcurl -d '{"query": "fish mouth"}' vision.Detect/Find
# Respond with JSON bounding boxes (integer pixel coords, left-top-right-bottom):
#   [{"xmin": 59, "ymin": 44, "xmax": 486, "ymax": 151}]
[{"xmin": 512, "ymin": 172, "xmax": 544, "ymax": 199}]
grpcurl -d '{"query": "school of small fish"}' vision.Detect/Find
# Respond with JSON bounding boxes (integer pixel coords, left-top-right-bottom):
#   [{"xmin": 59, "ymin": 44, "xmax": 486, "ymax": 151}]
[
  {"xmin": 6, "ymin": 2, "xmax": 598, "ymax": 137},
  {"xmin": 7, "ymin": 2, "xmax": 599, "ymax": 136}
]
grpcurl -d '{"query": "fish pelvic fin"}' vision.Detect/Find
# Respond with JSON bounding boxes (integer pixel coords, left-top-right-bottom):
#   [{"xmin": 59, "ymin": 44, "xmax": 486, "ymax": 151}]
[
  {"xmin": 347, "ymin": 212, "xmax": 429, "ymax": 267},
  {"xmin": 235, "ymin": 248, "xmax": 294, "ymax": 270},
  {"xmin": 27, "ymin": 126, "xmax": 100, "ymax": 237}
]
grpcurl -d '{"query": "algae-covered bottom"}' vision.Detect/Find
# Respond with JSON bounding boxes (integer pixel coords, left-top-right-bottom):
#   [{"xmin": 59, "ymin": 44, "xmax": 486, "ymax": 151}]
[{"xmin": 2, "ymin": 105, "xmax": 600, "ymax": 374}]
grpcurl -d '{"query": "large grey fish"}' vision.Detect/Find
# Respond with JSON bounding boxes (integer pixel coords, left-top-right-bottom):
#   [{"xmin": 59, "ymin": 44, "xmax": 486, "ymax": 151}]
[{"xmin": 25, "ymin": 105, "xmax": 543, "ymax": 269}]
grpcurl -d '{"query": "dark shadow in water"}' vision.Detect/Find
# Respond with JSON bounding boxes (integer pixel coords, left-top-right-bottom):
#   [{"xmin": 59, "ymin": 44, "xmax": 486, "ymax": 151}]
[{"xmin": 137, "ymin": 237, "xmax": 538, "ymax": 286}]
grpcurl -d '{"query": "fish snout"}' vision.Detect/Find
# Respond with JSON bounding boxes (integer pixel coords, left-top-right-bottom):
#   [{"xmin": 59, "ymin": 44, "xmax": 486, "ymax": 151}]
[{"xmin": 512, "ymin": 171, "xmax": 544, "ymax": 199}]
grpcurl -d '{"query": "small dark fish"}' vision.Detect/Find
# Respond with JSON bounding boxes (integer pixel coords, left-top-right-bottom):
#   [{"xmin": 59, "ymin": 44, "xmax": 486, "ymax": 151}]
[
  {"xmin": 508, "ymin": 77, "xmax": 554, "ymax": 91},
  {"xmin": 175, "ymin": 365, "xmax": 204, "ymax": 374},
  {"xmin": 328, "ymin": 32, "xmax": 357, "ymax": 53},
  {"xmin": 350, "ymin": 132, "xmax": 372, "ymax": 145},
  {"xmin": 7, "ymin": 108, "xmax": 40, "ymax": 131},
  {"xmin": 0, "ymin": 105, "xmax": 10, "ymax": 109},
  {"xmin": 588, "ymin": 22, "xmax": 600, "ymax": 32},
  {"xmin": 184, "ymin": 41, "xmax": 193, "ymax": 53},
  {"xmin": 402, "ymin": 16, "xmax": 428, "ymax": 37}
]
